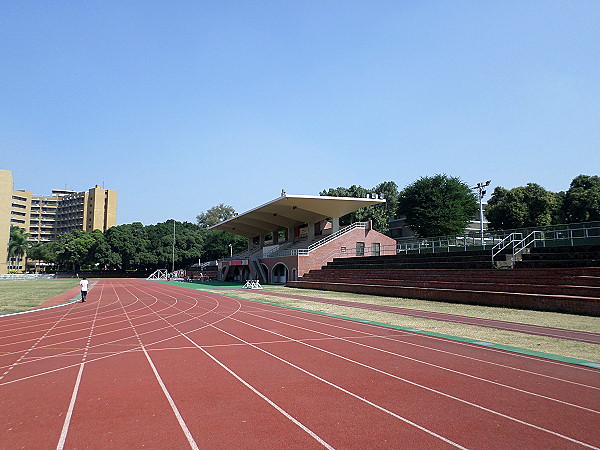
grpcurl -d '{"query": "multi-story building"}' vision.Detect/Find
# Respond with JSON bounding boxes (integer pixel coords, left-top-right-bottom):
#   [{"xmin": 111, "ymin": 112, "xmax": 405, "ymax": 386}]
[{"xmin": 0, "ymin": 169, "xmax": 118, "ymax": 273}]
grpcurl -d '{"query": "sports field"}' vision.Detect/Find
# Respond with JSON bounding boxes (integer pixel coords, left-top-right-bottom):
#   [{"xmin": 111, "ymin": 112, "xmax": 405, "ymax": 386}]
[
  {"xmin": 0, "ymin": 280, "xmax": 80, "ymax": 314},
  {"xmin": 1, "ymin": 279, "xmax": 599, "ymax": 448}
]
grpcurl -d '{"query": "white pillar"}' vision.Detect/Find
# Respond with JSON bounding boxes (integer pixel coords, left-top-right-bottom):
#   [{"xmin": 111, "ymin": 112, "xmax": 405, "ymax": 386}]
[
  {"xmin": 332, "ymin": 217, "xmax": 340, "ymax": 233},
  {"xmin": 308, "ymin": 223, "xmax": 315, "ymax": 241}
]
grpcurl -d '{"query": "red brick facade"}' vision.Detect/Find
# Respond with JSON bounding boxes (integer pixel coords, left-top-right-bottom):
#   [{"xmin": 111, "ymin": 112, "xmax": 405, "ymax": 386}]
[{"xmin": 221, "ymin": 227, "xmax": 397, "ymax": 284}]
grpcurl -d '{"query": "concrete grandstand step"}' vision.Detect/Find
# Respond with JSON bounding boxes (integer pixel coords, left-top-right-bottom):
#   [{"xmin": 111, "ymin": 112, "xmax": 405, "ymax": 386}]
[
  {"xmin": 286, "ymin": 280, "xmax": 600, "ymax": 315},
  {"xmin": 296, "ymin": 276, "xmax": 600, "ymax": 298}
]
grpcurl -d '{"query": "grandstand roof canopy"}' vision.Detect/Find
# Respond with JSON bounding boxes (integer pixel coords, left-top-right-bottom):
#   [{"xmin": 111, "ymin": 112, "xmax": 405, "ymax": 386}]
[{"xmin": 209, "ymin": 194, "xmax": 385, "ymax": 238}]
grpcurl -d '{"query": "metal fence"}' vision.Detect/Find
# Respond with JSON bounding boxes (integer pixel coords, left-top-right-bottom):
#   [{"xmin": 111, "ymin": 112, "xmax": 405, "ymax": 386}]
[{"xmin": 395, "ymin": 221, "xmax": 600, "ymax": 255}]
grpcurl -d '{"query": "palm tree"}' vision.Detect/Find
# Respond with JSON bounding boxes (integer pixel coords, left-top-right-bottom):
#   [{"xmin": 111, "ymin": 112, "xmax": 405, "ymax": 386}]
[{"xmin": 8, "ymin": 226, "xmax": 29, "ymax": 272}]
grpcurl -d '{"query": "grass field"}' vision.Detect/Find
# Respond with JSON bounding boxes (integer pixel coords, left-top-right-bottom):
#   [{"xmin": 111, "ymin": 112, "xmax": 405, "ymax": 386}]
[{"xmin": 0, "ymin": 280, "xmax": 80, "ymax": 314}]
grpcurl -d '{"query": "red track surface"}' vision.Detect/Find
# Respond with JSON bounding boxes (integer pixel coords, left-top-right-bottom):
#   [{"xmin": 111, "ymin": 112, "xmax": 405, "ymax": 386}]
[{"xmin": 1, "ymin": 279, "xmax": 599, "ymax": 449}]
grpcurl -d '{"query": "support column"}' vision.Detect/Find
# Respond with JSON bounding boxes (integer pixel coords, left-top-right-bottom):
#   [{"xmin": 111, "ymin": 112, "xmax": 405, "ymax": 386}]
[
  {"xmin": 308, "ymin": 223, "xmax": 315, "ymax": 241},
  {"xmin": 287, "ymin": 227, "xmax": 294, "ymax": 242},
  {"xmin": 332, "ymin": 217, "xmax": 340, "ymax": 233}
]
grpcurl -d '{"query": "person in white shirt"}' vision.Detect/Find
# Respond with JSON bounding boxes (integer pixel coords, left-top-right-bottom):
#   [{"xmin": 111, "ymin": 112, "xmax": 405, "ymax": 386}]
[{"xmin": 80, "ymin": 277, "xmax": 89, "ymax": 302}]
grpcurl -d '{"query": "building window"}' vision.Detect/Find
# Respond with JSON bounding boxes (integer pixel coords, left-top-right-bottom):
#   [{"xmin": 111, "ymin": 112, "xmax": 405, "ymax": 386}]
[
  {"xmin": 356, "ymin": 242, "xmax": 365, "ymax": 256},
  {"xmin": 372, "ymin": 242, "xmax": 380, "ymax": 257}
]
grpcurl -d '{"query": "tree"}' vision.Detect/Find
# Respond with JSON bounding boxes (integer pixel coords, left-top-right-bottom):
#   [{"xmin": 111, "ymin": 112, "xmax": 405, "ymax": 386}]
[
  {"xmin": 54, "ymin": 230, "xmax": 104, "ymax": 271},
  {"xmin": 486, "ymin": 183, "xmax": 560, "ymax": 230},
  {"xmin": 397, "ymin": 174, "xmax": 478, "ymax": 238},
  {"xmin": 320, "ymin": 182, "xmax": 399, "ymax": 234},
  {"xmin": 202, "ymin": 230, "xmax": 247, "ymax": 261},
  {"xmin": 197, "ymin": 204, "xmax": 237, "ymax": 228},
  {"xmin": 561, "ymin": 175, "xmax": 600, "ymax": 223},
  {"xmin": 105, "ymin": 223, "xmax": 153, "ymax": 271},
  {"xmin": 27, "ymin": 241, "xmax": 59, "ymax": 266},
  {"xmin": 146, "ymin": 220, "xmax": 206, "ymax": 268},
  {"xmin": 7, "ymin": 226, "xmax": 29, "ymax": 272}
]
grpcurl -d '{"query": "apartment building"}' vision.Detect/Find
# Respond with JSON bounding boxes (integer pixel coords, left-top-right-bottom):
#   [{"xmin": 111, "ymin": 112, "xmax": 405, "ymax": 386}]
[{"xmin": 0, "ymin": 169, "xmax": 118, "ymax": 273}]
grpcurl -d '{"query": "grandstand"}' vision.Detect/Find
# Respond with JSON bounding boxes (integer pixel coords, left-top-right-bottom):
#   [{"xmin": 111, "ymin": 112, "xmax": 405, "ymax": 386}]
[
  {"xmin": 209, "ymin": 193, "xmax": 396, "ymax": 284},
  {"xmin": 211, "ymin": 195, "xmax": 599, "ymax": 315},
  {"xmin": 287, "ymin": 234, "xmax": 600, "ymax": 316}
]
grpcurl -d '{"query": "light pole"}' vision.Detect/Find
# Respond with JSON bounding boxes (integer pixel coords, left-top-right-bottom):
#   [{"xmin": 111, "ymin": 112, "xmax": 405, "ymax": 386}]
[
  {"xmin": 472, "ymin": 180, "xmax": 491, "ymax": 247},
  {"xmin": 172, "ymin": 220, "xmax": 176, "ymax": 274}
]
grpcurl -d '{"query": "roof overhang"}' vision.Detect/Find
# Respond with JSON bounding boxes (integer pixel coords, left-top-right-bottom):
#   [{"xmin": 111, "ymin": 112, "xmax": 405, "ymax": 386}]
[{"xmin": 209, "ymin": 194, "xmax": 385, "ymax": 238}]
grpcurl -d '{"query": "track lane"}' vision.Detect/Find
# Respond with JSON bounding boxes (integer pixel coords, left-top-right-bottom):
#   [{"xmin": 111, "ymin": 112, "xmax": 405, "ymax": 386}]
[{"xmin": 1, "ymin": 279, "xmax": 599, "ymax": 449}]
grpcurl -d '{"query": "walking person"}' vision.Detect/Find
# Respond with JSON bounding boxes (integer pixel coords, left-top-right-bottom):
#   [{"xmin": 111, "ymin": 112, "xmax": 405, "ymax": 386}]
[{"xmin": 80, "ymin": 277, "xmax": 89, "ymax": 302}]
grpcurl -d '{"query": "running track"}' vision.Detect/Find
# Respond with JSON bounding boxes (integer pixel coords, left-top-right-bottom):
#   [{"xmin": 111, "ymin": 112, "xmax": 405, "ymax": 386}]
[{"xmin": 0, "ymin": 279, "xmax": 599, "ymax": 449}]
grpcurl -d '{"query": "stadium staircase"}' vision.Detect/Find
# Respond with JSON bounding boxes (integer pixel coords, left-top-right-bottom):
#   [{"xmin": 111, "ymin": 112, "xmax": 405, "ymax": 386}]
[{"xmin": 286, "ymin": 246, "xmax": 600, "ymax": 316}]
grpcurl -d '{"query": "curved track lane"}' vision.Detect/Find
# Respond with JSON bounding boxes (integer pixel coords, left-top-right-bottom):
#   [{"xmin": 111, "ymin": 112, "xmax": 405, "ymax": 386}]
[{"xmin": 0, "ymin": 279, "xmax": 598, "ymax": 448}]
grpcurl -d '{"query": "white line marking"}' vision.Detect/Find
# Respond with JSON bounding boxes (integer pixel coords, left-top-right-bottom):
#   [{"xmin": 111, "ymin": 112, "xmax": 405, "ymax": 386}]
[
  {"xmin": 213, "ymin": 322, "xmax": 468, "ymax": 449},
  {"xmin": 125, "ymin": 283, "xmax": 334, "ymax": 449},
  {"xmin": 239, "ymin": 309, "xmax": 600, "ymax": 414},
  {"xmin": 57, "ymin": 283, "xmax": 103, "ymax": 450},
  {"xmin": 224, "ymin": 304, "xmax": 599, "ymax": 448},
  {"xmin": 116, "ymin": 283, "xmax": 199, "ymax": 450}
]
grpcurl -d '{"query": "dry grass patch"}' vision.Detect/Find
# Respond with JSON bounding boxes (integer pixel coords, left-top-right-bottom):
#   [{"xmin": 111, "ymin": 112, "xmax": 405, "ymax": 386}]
[{"xmin": 261, "ymin": 286, "xmax": 600, "ymax": 333}]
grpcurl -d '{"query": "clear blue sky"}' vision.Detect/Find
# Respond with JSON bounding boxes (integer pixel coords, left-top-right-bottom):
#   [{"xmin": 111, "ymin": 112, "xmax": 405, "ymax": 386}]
[{"xmin": 1, "ymin": 1, "xmax": 598, "ymax": 225}]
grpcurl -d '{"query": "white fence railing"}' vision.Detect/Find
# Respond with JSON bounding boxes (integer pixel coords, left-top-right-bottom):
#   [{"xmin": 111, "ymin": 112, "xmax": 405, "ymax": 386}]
[
  {"xmin": 267, "ymin": 222, "xmax": 370, "ymax": 258},
  {"xmin": 397, "ymin": 222, "xmax": 600, "ymax": 257}
]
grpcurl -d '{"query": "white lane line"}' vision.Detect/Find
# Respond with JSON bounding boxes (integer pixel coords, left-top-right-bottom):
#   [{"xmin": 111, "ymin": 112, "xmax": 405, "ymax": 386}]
[
  {"xmin": 0, "ymin": 287, "xmax": 200, "ymax": 371},
  {"xmin": 0, "ymin": 300, "xmax": 79, "ymax": 382},
  {"xmin": 137, "ymin": 284, "xmax": 463, "ymax": 448},
  {"xmin": 231, "ymin": 292, "xmax": 600, "ymax": 373},
  {"xmin": 113, "ymin": 283, "xmax": 599, "ymax": 448},
  {"xmin": 223, "ymin": 309, "xmax": 599, "ymax": 449},
  {"xmin": 125, "ymin": 284, "xmax": 335, "ymax": 449},
  {"xmin": 239, "ymin": 309, "xmax": 600, "ymax": 414},
  {"xmin": 116, "ymin": 283, "xmax": 199, "ymax": 450},
  {"xmin": 211, "ymin": 322, "xmax": 467, "ymax": 449},
  {"xmin": 183, "ymin": 333, "xmax": 334, "ymax": 450},
  {"xmin": 0, "ymin": 282, "xmax": 97, "ymax": 319},
  {"xmin": 243, "ymin": 300, "xmax": 600, "ymax": 388},
  {"xmin": 57, "ymin": 282, "xmax": 103, "ymax": 450},
  {"xmin": 56, "ymin": 361, "xmax": 85, "ymax": 450}
]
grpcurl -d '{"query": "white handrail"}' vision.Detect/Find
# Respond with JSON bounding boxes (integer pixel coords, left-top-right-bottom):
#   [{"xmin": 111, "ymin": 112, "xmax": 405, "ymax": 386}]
[
  {"xmin": 267, "ymin": 222, "xmax": 369, "ymax": 257},
  {"xmin": 513, "ymin": 231, "xmax": 545, "ymax": 257},
  {"xmin": 307, "ymin": 222, "xmax": 369, "ymax": 251},
  {"xmin": 491, "ymin": 232, "xmax": 522, "ymax": 264}
]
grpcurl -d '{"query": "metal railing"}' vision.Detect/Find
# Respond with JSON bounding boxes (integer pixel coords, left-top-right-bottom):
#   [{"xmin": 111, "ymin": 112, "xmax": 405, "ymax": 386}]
[
  {"xmin": 397, "ymin": 221, "xmax": 600, "ymax": 257},
  {"xmin": 266, "ymin": 222, "xmax": 370, "ymax": 258},
  {"xmin": 491, "ymin": 233, "xmax": 523, "ymax": 265},
  {"xmin": 314, "ymin": 244, "xmax": 397, "ymax": 267},
  {"xmin": 514, "ymin": 231, "xmax": 545, "ymax": 257}
]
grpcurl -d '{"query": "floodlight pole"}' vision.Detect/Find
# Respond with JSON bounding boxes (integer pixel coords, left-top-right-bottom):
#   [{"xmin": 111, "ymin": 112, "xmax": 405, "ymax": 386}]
[
  {"xmin": 472, "ymin": 181, "xmax": 491, "ymax": 247},
  {"xmin": 172, "ymin": 220, "xmax": 176, "ymax": 273}
]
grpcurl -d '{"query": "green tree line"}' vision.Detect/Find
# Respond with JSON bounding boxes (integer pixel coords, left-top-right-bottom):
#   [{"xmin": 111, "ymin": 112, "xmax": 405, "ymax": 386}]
[
  {"xmin": 26, "ymin": 220, "xmax": 246, "ymax": 272},
  {"xmin": 322, "ymin": 174, "xmax": 599, "ymax": 237}
]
